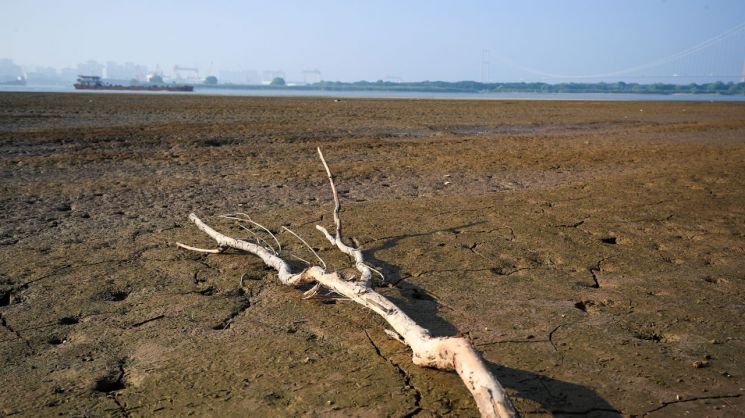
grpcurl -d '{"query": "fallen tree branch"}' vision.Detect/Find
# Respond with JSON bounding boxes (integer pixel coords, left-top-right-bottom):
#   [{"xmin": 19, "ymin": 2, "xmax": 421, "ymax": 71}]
[{"xmin": 176, "ymin": 147, "xmax": 517, "ymax": 418}]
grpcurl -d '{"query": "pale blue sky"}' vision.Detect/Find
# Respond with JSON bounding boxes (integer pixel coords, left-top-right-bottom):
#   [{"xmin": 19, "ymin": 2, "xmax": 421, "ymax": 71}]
[{"xmin": 2, "ymin": 0, "xmax": 744, "ymax": 82}]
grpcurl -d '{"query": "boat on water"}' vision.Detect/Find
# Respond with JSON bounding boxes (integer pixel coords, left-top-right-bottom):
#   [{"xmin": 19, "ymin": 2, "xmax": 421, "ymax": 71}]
[{"xmin": 74, "ymin": 75, "xmax": 193, "ymax": 92}]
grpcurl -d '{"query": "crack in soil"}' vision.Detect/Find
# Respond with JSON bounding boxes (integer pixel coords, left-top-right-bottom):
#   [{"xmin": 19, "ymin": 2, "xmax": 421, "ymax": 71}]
[
  {"xmin": 630, "ymin": 214, "xmax": 673, "ymax": 224},
  {"xmin": 642, "ymin": 393, "xmax": 741, "ymax": 416},
  {"xmin": 589, "ymin": 270, "xmax": 600, "ymax": 288},
  {"xmin": 211, "ymin": 283, "xmax": 265, "ymax": 330},
  {"xmin": 213, "ymin": 299, "xmax": 251, "ymax": 330},
  {"xmin": 363, "ymin": 329, "xmax": 422, "ymax": 416},
  {"xmin": 392, "ymin": 265, "xmax": 539, "ymax": 315},
  {"xmin": 17, "ymin": 258, "xmax": 132, "ymax": 290},
  {"xmin": 465, "ymin": 242, "xmax": 486, "ymax": 259},
  {"xmin": 412, "ymin": 267, "xmax": 495, "ymax": 279},
  {"xmin": 548, "ymin": 322, "xmax": 573, "ymax": 365},
  {"xmin": 548, "ymin": 407, "xmax": 622, "ymax": 415},
  {"xmin": 491, "ymin": 225, "xmax": 516, "ymax": 242},
  {"xmin": 433, "ymin": 205, "xmax": 501, "ymax": 218},
  {"xmin": 476, "ymin": 337, "xmax": 550, "ymax": 347},
  {"xmin": 391, "ymin": 267, "xmax": 495, "ymax": 287},
  {"xmin": 128, "ymin": 314, "xmax": 166, "ymax": 328},
  {"xmin": 0, "ymin": 312, "xmax": 33, "ymax": 353},
  {"xmin": 457, "ymin": 226, "xmax": 516, "ymax": 241},
  {"xmin": 491, "ymin": 266, "xmax": 539, "ymax": 277},
  {"xmin": 548, "ymin": 323, "xmax": 565, "ymax": 353},
  {"xmin": 588, "ymin": 256, "xmax": 613, "ymax": 289},
  {"xmin": 552, "ymin": 219, "xmax": 586, "ymax": 228},
  {"xmin": 110, "ymin": 394, "xmax": 132, "ymax": 418}
]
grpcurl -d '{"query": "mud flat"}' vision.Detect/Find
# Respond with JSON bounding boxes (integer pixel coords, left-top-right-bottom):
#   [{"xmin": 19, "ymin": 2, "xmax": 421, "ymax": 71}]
[{"xmin": 1, "ymin": 92, "xmax": 745, "ymax": 416}]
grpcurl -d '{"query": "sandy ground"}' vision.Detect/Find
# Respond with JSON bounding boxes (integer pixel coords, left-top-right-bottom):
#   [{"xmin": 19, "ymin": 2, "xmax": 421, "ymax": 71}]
[{"xmin": 1, "ymin": 92, "xmax": 745, "ymax": 417}]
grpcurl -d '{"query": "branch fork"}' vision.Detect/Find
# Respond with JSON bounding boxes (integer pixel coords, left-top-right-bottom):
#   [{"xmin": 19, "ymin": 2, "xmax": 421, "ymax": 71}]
[{"xmin": 176, "ymin": 147, "xmax": 517, "ymax": 418}]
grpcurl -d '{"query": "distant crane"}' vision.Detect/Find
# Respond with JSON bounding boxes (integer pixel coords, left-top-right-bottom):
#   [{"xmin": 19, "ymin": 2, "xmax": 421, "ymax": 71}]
[{"xmin": 173, "ymin": 65, "xmax": 200, "ymax": 82}]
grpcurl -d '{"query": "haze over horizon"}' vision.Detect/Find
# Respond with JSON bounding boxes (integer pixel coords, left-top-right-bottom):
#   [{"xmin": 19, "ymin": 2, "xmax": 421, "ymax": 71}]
[{"xmin": 2, "ymin": 0, "xmax": 745, "ymax": 84}]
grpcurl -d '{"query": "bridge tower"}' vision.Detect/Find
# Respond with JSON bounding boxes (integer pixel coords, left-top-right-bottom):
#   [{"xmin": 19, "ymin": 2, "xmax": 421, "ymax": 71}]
[{"xmin": 481, "ymin": 49, "xmax": 490, "ymax": 83}]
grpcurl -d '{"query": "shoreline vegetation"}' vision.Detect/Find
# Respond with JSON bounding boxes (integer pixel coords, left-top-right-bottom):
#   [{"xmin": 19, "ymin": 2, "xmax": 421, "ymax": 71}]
[{"xmin": 199, "ymin": 79, "xmax": 745, "ymax": 95}]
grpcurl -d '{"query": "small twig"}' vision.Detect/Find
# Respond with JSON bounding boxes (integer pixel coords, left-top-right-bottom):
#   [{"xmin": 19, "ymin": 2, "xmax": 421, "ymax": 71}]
[
  {"xmin": 175, "ymin": 242, "xmax": 224, "ymax": 253},
  {"xmin": 289, "ymin": 253, "xmax": 312, "ymax": 266},
  {"xmin": 239, "ymin": 214, "xmax": 283, "ymax": 254},
  {"xmin": 302, "ymin": 283, "xmax": 322, "ymax": 299},
  {"xmin": 317, "ymin": 147, "xmax": 342, "ymax": 241},
  {"xmin": 237, "ymin": 224, "xmax": 276, "ymax": 255},
  {"xmin": 282, "ymin": 226, "xmax": 327, "ymax": 270},
  {"xmin": 364, "ymin": 262, "xmax": 386, "ymax": 282},
  {"xmin": 221, "ymin": 213, "xmax": 282, "ymax": 254}
]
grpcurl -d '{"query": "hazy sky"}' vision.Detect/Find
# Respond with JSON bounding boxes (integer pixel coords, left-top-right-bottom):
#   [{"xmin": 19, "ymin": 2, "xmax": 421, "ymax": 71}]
[{"xmin": 2, "ymin": 0, "xmax": 745, "ymax": 82}]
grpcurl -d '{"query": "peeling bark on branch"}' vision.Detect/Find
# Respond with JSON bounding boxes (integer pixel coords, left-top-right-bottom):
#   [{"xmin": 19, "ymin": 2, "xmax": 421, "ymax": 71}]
[{"xmin": 176, "ymin": 148, "xmax": 517, "ymax": 418}]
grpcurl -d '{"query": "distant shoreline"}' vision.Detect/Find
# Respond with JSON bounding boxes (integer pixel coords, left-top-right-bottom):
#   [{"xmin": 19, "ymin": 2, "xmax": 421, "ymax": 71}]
[
  {"xmin": 4, "ymin": 85, "xmax": 745, "ymax": 102},
  {"xmin": 199, "ymin": 80, "xmax": 745, "ymax": 96}
]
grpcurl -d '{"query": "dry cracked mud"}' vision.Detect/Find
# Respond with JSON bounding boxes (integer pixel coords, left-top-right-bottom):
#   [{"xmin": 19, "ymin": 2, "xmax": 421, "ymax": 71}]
[{"xmin": 1, "ymin": 92, "xmax": 745, "ymax": 417}]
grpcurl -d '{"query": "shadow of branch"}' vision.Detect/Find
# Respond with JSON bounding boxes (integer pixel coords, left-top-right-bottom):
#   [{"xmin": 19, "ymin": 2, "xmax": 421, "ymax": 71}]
[{"xmin": 360, "ymin": 223, "xmax": 620, "ymax": 416}]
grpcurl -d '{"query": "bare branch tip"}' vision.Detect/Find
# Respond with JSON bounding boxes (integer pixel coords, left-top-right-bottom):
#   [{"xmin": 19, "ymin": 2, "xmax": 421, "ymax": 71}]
[{"xmin": 175, "ymin": 242, "xmax": 223, "ymax": 254}]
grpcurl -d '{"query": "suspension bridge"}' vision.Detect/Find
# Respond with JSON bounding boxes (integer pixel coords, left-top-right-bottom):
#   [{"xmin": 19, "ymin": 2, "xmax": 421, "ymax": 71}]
[{"xmin": 484, "ymin": 20, "xmax": 745, "ymax": 84}]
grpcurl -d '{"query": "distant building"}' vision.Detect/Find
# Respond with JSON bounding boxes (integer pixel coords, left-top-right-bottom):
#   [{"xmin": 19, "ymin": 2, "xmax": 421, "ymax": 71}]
[
  {"xmin": 26, "ymin": 67, "xmax": 60, "ymax": 84},
  {"xmin": 59, "ymin": 67, "xmax": 79, "ymax": 83},
  {"xmin": 77, "ymin": 60, "xmax": 105, "ymax": 77},
  {"xmin": 105, "ymin": 61, "xmax": 148, "ymax": 81}
]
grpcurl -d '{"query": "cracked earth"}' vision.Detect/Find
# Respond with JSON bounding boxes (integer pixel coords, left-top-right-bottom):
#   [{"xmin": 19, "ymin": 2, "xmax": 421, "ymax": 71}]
[{"xmin": 1, "ymin": 93, "xmax": 745, "ymax": 416}]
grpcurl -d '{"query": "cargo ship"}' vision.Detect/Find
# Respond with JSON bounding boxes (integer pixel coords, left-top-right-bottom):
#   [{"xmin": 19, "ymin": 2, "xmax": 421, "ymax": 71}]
[{"xmin": 74, "ymin": 75, "xmax": 193, "ymax": 92}]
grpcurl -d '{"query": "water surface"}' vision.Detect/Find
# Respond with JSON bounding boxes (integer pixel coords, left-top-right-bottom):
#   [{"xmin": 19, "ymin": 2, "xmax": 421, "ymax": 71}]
[{"xmin": 2, "ymin": 84, "xmax": 745, "ymax": 102}]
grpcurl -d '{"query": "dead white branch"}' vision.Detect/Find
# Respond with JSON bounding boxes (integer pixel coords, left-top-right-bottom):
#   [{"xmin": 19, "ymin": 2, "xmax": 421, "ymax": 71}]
[
  {"xmin": 318, "ymin": 147, "xmax": 342, "ymax": 240},
  {"xmin": 177, "ymin": 148, "xmax": 517, "ymax": 418},
  {"xmin": 316, "ymin": 148, "xmax": 375, "ymax": 287}
]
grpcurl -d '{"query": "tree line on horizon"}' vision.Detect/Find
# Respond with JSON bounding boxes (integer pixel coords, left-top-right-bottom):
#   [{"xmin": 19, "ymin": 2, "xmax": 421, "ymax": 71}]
[
  {"xmin": 209, "ymin": 78, "xmax": 745, "ymax": 95},
  {"xmin": 308, "ymin": 79, "xmax": 745, "ymax": 95}
]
